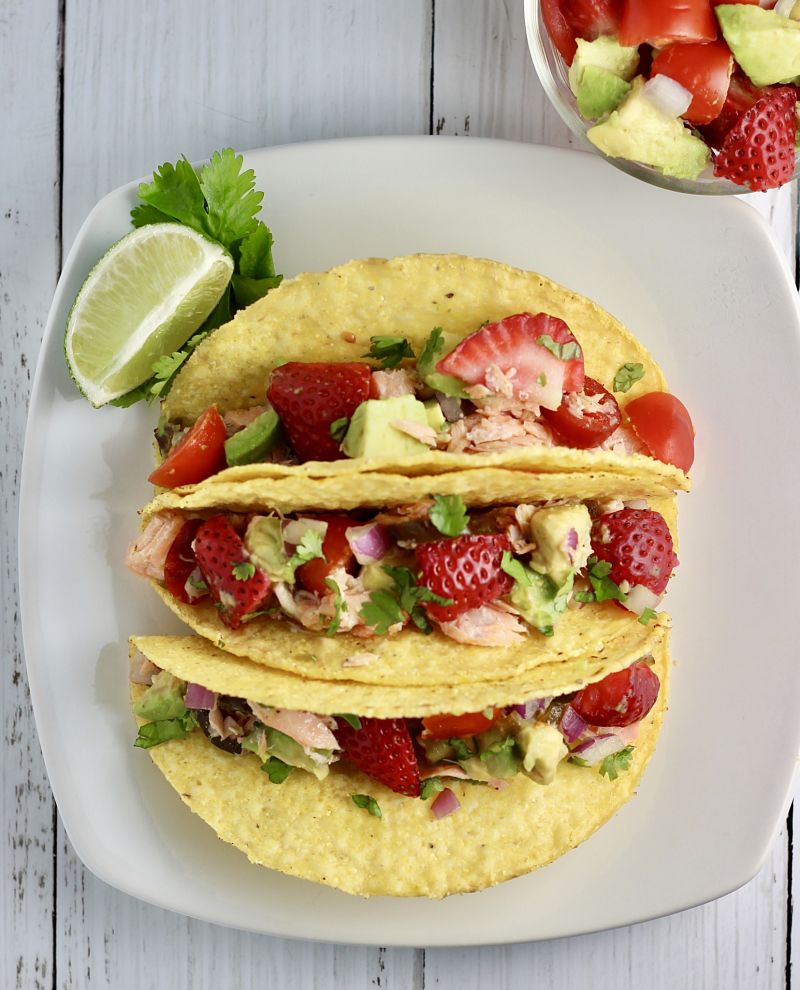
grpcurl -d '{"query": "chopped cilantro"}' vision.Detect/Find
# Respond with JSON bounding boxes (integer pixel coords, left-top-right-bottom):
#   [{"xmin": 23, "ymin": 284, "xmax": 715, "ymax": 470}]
[
  {"xmin": 587, "ymin": 556, "xmax": 627, "ymax": 604},
  {"xmin": 364, "ymin": 335, "xmax": 415, "ymax": 369},
  {"xmin": 287, "ymin": 528, "xmax": 326, "ymax": 569},
  {"xmin": 359, "ymin": 589, "xmax": 405, "ymax": 635},
  {"xmin": 351, "ymin": 793, "xmax": 382, "ymax": 818},
  {"xmin": 480, "ymin": 735, "xmax": 515, "ymax": 761},
  {"xmin": 134, "ymin": 711, "xmax": 197, "ymax": 749},
  {"xmin": 537, "ymin": 334, "xmax": 582, "ymax": 362},
  {"xmin": 568, "ymin": 754, "xmax": 591, "ymax": 767},
  {"xmin": 324, "ymin": 577, "xmax": 347, "ymax": 636},
  {"xmin": 420, "ymin": 777, "xmax": 446, "ymax": 801},
  {"xmin": 500, "ymin": 550, "xmax": 530, "ymax": 586},
  {"xmin": 416, "ymin": 327, "xmax": 470, "ymax": 398},
  {"xmin": 232, "ymin": 561, "xmax": 256, "ymax": 581},
  {"xmin": 262, "ymin": 757, "xmax": 293, "ymax": 784},
  {"xmin": 613, "ymin": 362, "xmax": 645, "ymax": 394},
  {"xmin": 336, "ymin": 714, "xmax": 362, "ymax": 730},
  {"xmin": 359, "ymin": 565, "xmax": 453, "ymax": 635},
  {"xmin": 574, "ymin": 590, "xmax": 596, "ymax": 604},
  {"xmin": 429, "ymin": 494, "xmax": 469, "ymax": 537},
  {"xmin": 187, "ymin": 575, "xmax": 209, "ymax": 594},
  {"xmin": 638, "ymin": 607, "xmax": 658, "ymax": 626},
  {"xmin": 329, "ymin": 416, "xmax": 349, "ymax": 442},
  {"xmin": 599, "ymin": 745, "xmax": 635, "ymax": 781},
  {"xmin": 448, "ymin": 738, "xmax": 475, "ymax": 762}
]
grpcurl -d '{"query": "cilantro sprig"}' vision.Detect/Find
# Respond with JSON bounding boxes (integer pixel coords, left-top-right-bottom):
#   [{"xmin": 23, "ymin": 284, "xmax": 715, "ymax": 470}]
[
  {"xmin": 287, "ymin": 529, "xmax": 326, "ymax": 570},
  {"xmin": 364, "ymin": 335, "xmax": 415, "ymax": 369},
  {"xmin": 359, "ymin": 565, "xmax": 453, "ymax": 634},
  {"xmin": 429, "ymin": 494, "xmax": 469, "ymax": 537},
  {"xmin": 599, "ymin": 745, "xmax": 635, "ymax": 780},
  {"xmin": 578, "ymin": 556, "xmax": 627, "ymax": 604},
  {"xmin": 232, "ymin": 561, "xmax": 256, "ymax": 581},
  {"xmin": 324, "ymin": 577, "xmax": 347, "ymax": 637},
  {"xmin": 613, "ymin": 363, "xmax": 645, "ymax": 393},
  {"xmin": 262, "ymin": 757, "xmax": 293, "ymax": 784}
]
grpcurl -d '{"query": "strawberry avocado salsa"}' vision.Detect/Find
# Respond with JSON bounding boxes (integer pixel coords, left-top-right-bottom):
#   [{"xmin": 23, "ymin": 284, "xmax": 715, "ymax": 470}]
[
  {"xmin": 149, "ymin": 313, "xmax": 695, "ymax": 488},
  {"xmin": 130, "ymin": 651, "xmax": 661, "ymax": 814},
  {"xmin": 543, "ymin": 0, "xmax": 800, "ymax": 189},
  {"xmin": 126, "ymin": 494, "xmax": 677, "ymax": 640}
]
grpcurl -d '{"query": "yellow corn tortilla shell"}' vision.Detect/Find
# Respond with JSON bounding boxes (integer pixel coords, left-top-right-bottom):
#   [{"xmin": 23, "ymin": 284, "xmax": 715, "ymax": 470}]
[
  {"xmin": 131, "ymin": 638, "xmax": 668, "ymax": 897},
  {"xmin": 161, "ymin": 254, "xmax": 689, "ymax": 493},
  {"xmin": 131, "ymin": 623, "xmax": 667, "ymax": 717}
]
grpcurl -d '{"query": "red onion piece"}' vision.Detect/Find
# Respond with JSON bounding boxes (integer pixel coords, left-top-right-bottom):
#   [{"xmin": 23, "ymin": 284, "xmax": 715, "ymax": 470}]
[
  {"xmin": 345, "ymin": 523, "xmax": 391, "ymax": 565},
  {"xmin": 431, "ymin": 787, "xmax": 461, "ymax": 819},
  {"xmin": 184, "ymin": 682, "xmax": 217, "ymax": 710},
  {"xmin": 510, "ymin": 698, "xmax": 550, "ymax": 720},
  {"xmin": 559, "ymin": 705, "xmax": 588, "ymax": 743}
]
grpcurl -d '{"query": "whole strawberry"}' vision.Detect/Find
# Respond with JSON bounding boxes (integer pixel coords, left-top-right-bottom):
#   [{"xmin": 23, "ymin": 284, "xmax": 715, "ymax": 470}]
[
  {"xmin": 591, "ymin": 508, "xmax": 677, "ymax": 596},
  {"xmin": 713, "ymin": 86, "xmax": 797, "ymax": 192},
  {"xmin": 336, "ymin": 717, "xmax": 420, "ymax": 797},
  {"xmin": 415, "ymin": 533, "xmax": 514, "ymax": 622},
  {"xmin": 193, "ymin": 515, "xmax": 271, "ymax": 628},
  {"xmin": 267, "ymin": 362, "xmax": 371, "ymax": 462}
]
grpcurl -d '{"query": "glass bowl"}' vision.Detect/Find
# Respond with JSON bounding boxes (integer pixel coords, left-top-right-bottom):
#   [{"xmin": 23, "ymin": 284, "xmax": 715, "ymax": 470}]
[{"xmin": 523, "ymin": 0, "xmax": 799, "ymax": 195}]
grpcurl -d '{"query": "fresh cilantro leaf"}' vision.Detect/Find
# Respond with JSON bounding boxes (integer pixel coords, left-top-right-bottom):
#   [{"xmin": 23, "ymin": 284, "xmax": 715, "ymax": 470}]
[
  {"xmin": 568, "ymin": 755, "xmax": 591, "ymax": 767},
  {"xmin": 359, "ymin": 589, "xmax": 405, "ymax": 635},
  {"xmin": 420, "ymin": 777, "xmax": 446, "ymax": 801},
  {"xmin": 599, "ymin": 745, "xmax": 635, "ymax": 781},
  {"xmin": 287, "ymin": 528, "xmax": 326, "ymax": 569},
  {"xmin": 613, "ymin": 362, "xmax": 645, "ymax": 394},
  {"xmin": 187, "ymin": 575, "xmax": 209, "ymax": 593},
  {"xmin": 359, "ymin": 566, "xmax": 452, "ymax": 635},
  {"xmin": 428, "ymin": 494, "xmax": 468, "ymax": 537},
  {"xmin": 336, "ymin": 714, "xmax": 362, "ymax": 730},
  {"xmin": 448, "ymin": 738, "xmax": 475, "ymax": 762},
  {"xmin": 232, "ymin": 561, "xmax": 256, "ymax": 581},
  {"xmin": 134, "ymin": 711, "xmax": 196, "ymax": 749},
  {"xmin": 198, "ymin": 148, "xmax": 263, "ymax": 248},
  {"xmin": 134, "ymin": 157, "xmax": 208, "ymax": 235},
  {"xmin": 587, "ymin": 556, "xmax": 627, "ymax": 604},
  {"xmin": 479, "ymin": 735, "xmax": 515, "ymax": 761},
  {"xmin": 500, "ymin": 550, "xmax": 531, "ymax": 587},
  {"xmin": 130, "ymin": 203, "xmax": 176, "ymax": 228},
  {"xmin": 262, "ymin": 757, "xmax": 293, "ymax": 784},
  {"xmin": 416, "ymin": 326, "xmax": 470, "ymax": 399},
  {"xmin": 231, "ymin": 273, "xmax": 282, "ymax": 308},
  {"xmin": 638, "ymin": 607, "xmax": 658, "ymax": 625},
  {"xmin": 537, "ymin": 334, "xmax": 582, "ymax": 362},
  {"xmin": 324, "ymin": 577, "xmax": 346, "ymax": 637},
  {"xmin": 574, "ymin": 590, "xmax": 596, "ymax": 603},
  {"xmin": 238, "ymin": 221, "xmax": 277, "ymax": 279},
  {"xmin": 351, "ymin": 793, "xmax": 382, "ymax": 818},
  {"xmin": 364, "ymin": 335, "xmax": 415, "ymax": 369},
  {"xmin": 109, "ymin": 384, "xmax": 150, "ymax": 408},
  {"xmin": 329, "ymin": 417, "xmax": 349, "ymax": 443}
]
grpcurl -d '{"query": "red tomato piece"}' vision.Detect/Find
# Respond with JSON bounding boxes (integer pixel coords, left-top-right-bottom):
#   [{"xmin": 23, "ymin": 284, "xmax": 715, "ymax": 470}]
[
  {"xmin": 563, "ymin": 0, "xmax": 623, "ymax": 39},
  {"xmin": 540, "ymin": 376, "xmax": 621, "ymax": 449},
  {"xmin": 162, "ymin": 519, "xmax": 204, "ymax": 603},
  {"xmin": 651, "ymin": 40, "xmax": 733, "ymax": 125},
  {"xmin": 541, "ymin": 0, "xmax": 578, "ymax": 64},
  {"xmin": 571, "ymin": 660, "xmax": 660, "ymax": 727},
  {"xmin": 295, "ymin": 515, "xmax": 357, "ymax": 596},
  {"xmin": 619, "ymin": 0, "xmax": 717, "ymax": 47},
  {"xmin": 421, "ymin": 709, "xmax": 502, "ymax": 740},
  {"xmin": 148, "ymin": 407, "xmax": 227, "ymax": 488},
  {"xmin": 699, "ymin": 70, "xmax": 772, "ymax": 149},
  {"xmin": 625, "ymin": 392, "xmax": 695, "ymax": 472}
]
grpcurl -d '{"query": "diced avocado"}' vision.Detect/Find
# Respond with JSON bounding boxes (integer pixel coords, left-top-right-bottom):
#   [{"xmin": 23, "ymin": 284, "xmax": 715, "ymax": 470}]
[
  {"xmin": 224, "ymin": 408, "xmax": 281, "ymax": 466},
  {"xmin": 245, "ymin": 516, "xmax": 295, "ymax": 583},
  {"xmin": 133, "ymin": 671, "xmax": 187, "ymax": 721},
  {"xmin": 417, "ymin": 327, "xmax": 470, "ymax": 399},
  {"xmin": 341, "ymin": 395, "xmax": 432, "ymax": 459},
  {"xmin": 361, "ymin": 562, "xmax": 395, "ymax": 592},
  {"xmin": 716, "ymin": 5, "xmax": 800, "ymax": 87},
  {"xmin": 510, "ymin": 569, "xmax": 574, "ymax": 637},
  {"xmin": 424, "ymin": 398, "xmax": 447, "ymax": 433},
  {"xmin": 529, "ymin": 504, "xmax": 592, "ymax": 587},
  {"xmin": 587, "ymin": 76, "xmax": 710, "ymax": 180},
  {"xmin": 241, "ymin": 726, "xmax": 332, "ymax": 780},
  {"xmin": 515, "ymin": 722, "xmax": 568, "ymax": 785},
  {"xmin": 477, "ymin": 727, "xmax": 520, "ymax": 779},
  {"xmin": 569, "ymin": 36, "xmax": 639, "ymax": 119},
  {"xmin": 420, "ymin": 736, "xmax": 457, "ymax": 764}
]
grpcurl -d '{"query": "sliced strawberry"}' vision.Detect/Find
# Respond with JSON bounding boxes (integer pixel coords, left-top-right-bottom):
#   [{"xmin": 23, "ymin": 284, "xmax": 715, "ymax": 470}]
[
  {"xmin": 436, "ymin": 313, "xmax": 585, "ymax": 410},
  {"xmin": 591, "ymin": 508, "xmax": 677, "ymax": 597},
  {"xmin": 713, "ymin": 85, "xmax": 796, "ymax": 191},
  {"xmin": 336, "ymin": 716, "xmax": 420, "ymax": 797},
  {"xmin": 267, "ymin": 362, "xmax": 371, "ymax": 462},
  {"xmin": 193, "ymin": 515, "xmax": 272, "ymax": 628},
  {"xmin": 162, "ymin": 519, "xmax": 204, "ymax": 603},
  {"xmin": 699, "ymin": 70, "xmax": 770, "ymax": 149},
  {"xmin": 415, "ymin": 534, "xmax": 514, "ymax": 622}
]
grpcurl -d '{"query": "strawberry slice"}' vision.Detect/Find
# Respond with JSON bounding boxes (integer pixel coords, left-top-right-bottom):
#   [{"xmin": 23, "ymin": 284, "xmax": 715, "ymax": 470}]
[
  {"xmin": 436, "ymin": 313, "xmax": 585, "ymax": 410},
  {"xmin": 193, "ymin": 515, "xmax": 272, "ymax": 628},
  {"xmin": 591, "ymin": 508, "xmax": 677, "ymax": 596},
  {"xmin": 267, "ymin": 362, "xmax": 371, "ymax": 462},
  {"xmin": 713, "ymin": 85, "xmax": 797, "ymax": 192},
  {"xmin": 162, "ymin": 518, "xmax": 205, "ymax": 603},
  {"xmin": 336, "ymin": 716, "xmax": 420, "ymax": 797},
  {"xmin": 415, "ymin": 534, "xmax": 514, "ymax": 622}
]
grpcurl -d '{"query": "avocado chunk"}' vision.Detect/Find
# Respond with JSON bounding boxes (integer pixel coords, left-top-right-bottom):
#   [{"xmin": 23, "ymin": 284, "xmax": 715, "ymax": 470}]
[
  {"xmin": 510, "ymin": 569, "xmax": 574, "ymax": 637},
  {"xmin": 476, "ymin": 727, "xmax": 520, "ymax": 779},
  {"xmin": 424, "ymin": 398, "xmax": 447, "ymax": 433},
  {"xmin": 133, "ymin": 670, "xmax": 187, "ymax": 721},
  {"xmin": 515, "ymin": 722, "xmax": 568, "ymax": 785},
  {"xmin": 529, "ymin": 504, "xmax": 592, "ymax": 587},
  {"xmin": 587, "ymin": 76, "xmax": 710, "ymax": 180},
  {"xmin": 342, "ymin": 395, "xmax": 432, "ymax": 459},
  {"xmin": 569, "ymin": 36, "xmax": 639, "ymax": 119},
  {"xmin": 417, "ymin": 327, "xmax": 470, "ymax": 399},
  {"xmin": 716, "ymin": 5, "xmax": 800, "ymax": 87},
  {"xmin": 241, "ymin": 725, "xmax": 332, "ymax": 780},
  {"xmin": 224, "ymin": 408, "xmax": 281, "ymax": 467},
  {"xmin": 244, "ymin": 515, "xmax": 294, "ymax": 583}
]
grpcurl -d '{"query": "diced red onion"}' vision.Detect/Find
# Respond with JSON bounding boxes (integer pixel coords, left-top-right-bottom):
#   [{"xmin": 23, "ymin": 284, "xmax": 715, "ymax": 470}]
[
  {"xmin": 623, "ymin": 583, "xmax": 662, "ymax": 616},
  {"xmin": 510, "ymin": 698, "xmax": 550, "ymax": 720},
  {"xmin": 283, "ymin": 518, "xmax": 328, "ymax": 545},
  {"xmin": 435, "ymin": 392, "xmax": 463, "ymax": 423},
  {"xmin": 572, "ymin": 733, "xmax": 626, "ymax": 767},
  {"xmin": 431, "ymin": 787, "xmax": 461, "ymax": 819},
  {"xmin": 643, "ymin": 75, "xmax": 692, "ymax": 117},
  {"xmin": 184, "ymin": 682, "xmax": 217, "ymax": 710},
  {"xmin": 345, "ymin": 523, "xmax": 391, "ymax": 565},
  {"xmin": 559, "ymin": 705, "xmax": 588, "ymax": 744}
]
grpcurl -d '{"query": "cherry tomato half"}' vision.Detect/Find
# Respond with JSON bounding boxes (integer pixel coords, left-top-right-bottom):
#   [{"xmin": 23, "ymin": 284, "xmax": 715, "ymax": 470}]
[
  {"xmin": 571, "ymin": 660, "xmax": 660, "ymax": 727},
  {"xmin": 562, "ymin": 0, "xmax": 623, "ymax": 40},
  {"xmin": 295, "ymin": 515, "xmax": 357, "ymax": 596},
  {"xmin": 162, "ymin": 519, "xmax": 204, "ymax": 603},
  {"xmin": 625, "ymin": 391, "xmax": 695, "ymax": 473},
  {"xmin": 541, "ymin": 0, "xmax": 578, "ymax": 63},
  {"xmin": 148, "ymin": 407, "xmax": 227, "ymax": 488},
  {"xmin": 619, "ymin": 0, "xmax": 718, "ymax": 47},
  {"xmin": 541, "ymin": 376, "xmax": 621, "ymax": 449},
  {"xmin": 421, "ymin": 708, "xmax": 502, "ymax": 740},
  {"xmin": 698, "ymin": 69, "xmax": 771, "ymax": 149},
  {"xmin": 651, "ymin": 40, "xmax": 733, "ymax": 125}
]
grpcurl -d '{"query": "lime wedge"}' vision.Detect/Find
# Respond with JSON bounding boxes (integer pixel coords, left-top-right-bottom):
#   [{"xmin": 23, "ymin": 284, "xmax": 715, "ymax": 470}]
[{"xmin": 65, "ymin": 223, "xmax": 233, "ymax": 406}]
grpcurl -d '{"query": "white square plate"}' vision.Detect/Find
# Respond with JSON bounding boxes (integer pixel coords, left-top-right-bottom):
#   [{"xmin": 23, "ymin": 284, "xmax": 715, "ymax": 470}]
[{"xmin": 21, "ymin": 137, "xmax": 800, "ymax": 946}]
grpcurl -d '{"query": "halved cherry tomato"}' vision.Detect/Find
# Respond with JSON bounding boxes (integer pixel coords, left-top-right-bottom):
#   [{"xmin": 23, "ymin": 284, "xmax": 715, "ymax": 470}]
[
  {"xmin": 651, "ymin": 40, "xmax": 733, "ymax": 125},
  {"xmin": 698, "ymin": 70, "xmax": 771, "ymax": 149},
  {"xmin": 541, "ymin": 0, "xmax": 578, "ymax": 64},
  {"xmin": 540, "ymin": 376, "xmax": 621, "ymax": 449},
  {"xmin": 619, "ymin": 0, "xmax": 717, "ymax": 47},
  {"xmin": 563, "ymin": 0, "xmax": 623, "ymax": 40},
  {"xmin": 295, "ymin": 515, "xmax": 356, "ymax": 595},
  {"xmin": 148, "ymin": 407, "xmax": 227, "ymax": 488},
  {"xmin": 571, "ymin": 660, "xmax": 660, "ymax": 727},
  {"xmin": 162, "ymin": 519, "xmax": 204, "ymax": 603},
  {"xmin": 625, "ymin": 392, "xmax": 695, "ymax": 472},
  {"xmin": 421, "ymin": 708, "xmax": 502, "ymax": 740}
]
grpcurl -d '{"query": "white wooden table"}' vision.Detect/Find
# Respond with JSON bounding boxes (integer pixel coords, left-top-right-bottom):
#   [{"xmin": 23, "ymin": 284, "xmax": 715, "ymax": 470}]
[{"xmin": 3, "ymin": 1, "xmax": 796, "ymax": 986}]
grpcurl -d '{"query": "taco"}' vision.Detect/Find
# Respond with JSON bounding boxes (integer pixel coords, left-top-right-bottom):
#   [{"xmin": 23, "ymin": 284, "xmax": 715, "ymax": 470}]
[
  {"xmin": 130, "ymin": 633, "xmax": 668, "ymax": 898},
  {"xmin": 126, "ymin": 471, "xmax": 678, "ymax": 690},
  {"xmin": 148, "ymin": 255, "xmax": 693, "ymax": 492}
]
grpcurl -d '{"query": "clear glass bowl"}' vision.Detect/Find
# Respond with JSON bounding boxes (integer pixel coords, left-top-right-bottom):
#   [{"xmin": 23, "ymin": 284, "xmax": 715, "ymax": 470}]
[{"xmin": 523, "ymin": 0, "xmax": 799, "ymax": 195}]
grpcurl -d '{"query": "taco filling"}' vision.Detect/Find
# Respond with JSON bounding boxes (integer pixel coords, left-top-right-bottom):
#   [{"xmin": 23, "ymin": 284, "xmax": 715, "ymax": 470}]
[{"xmin": 127, "ymin": 494, "xmax": 677, "ymax": 640}]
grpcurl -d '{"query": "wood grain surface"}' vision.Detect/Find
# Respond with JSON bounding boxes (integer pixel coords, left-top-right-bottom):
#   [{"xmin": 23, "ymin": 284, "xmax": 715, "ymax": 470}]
[{"xmin": 3, "ymin": 1, "xmax": 796, "ymax": 987}]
